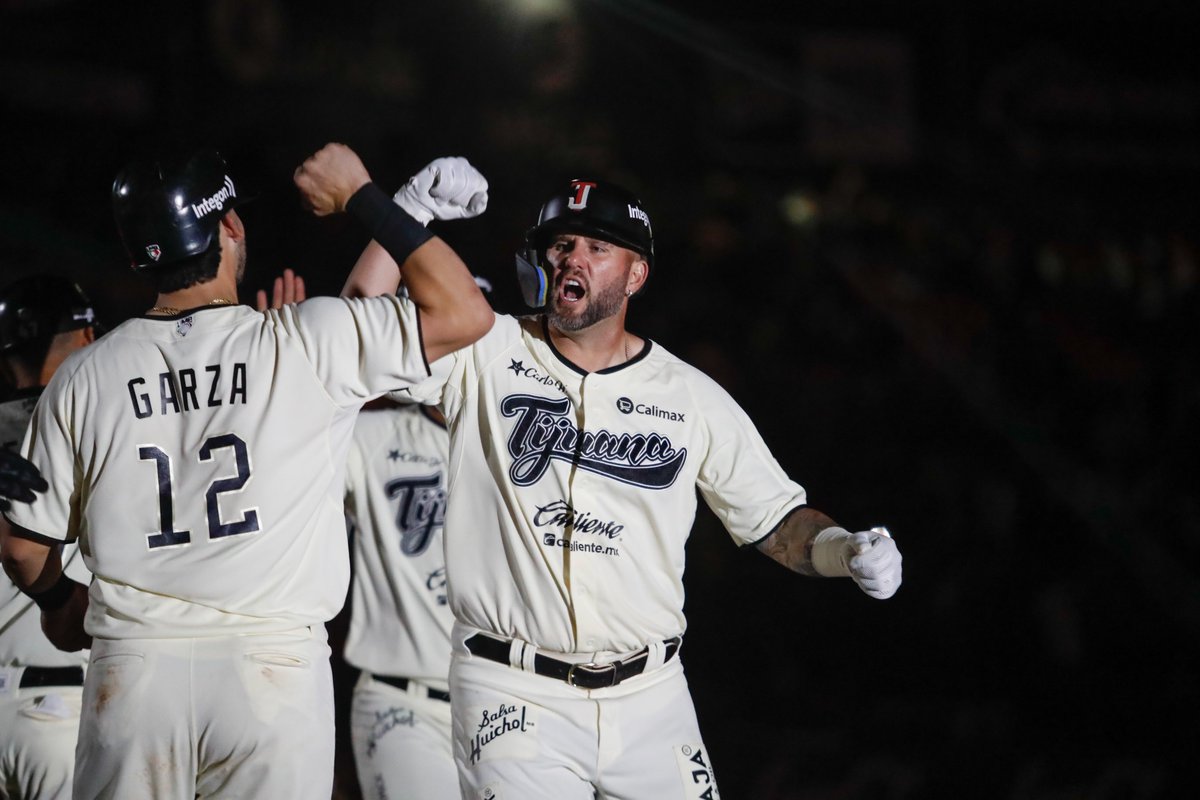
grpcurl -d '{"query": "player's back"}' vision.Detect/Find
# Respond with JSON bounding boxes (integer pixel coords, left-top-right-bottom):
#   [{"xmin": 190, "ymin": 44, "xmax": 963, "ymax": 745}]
[{"xmin": 18, "ymin": 297, "xmax": 427, "ymax": 639}]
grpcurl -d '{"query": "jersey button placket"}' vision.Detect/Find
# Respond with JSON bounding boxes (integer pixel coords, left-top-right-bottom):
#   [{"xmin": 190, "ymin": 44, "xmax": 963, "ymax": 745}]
[{"xmin": 570, "ymin": 378, "xmax": 600, "ymax": 651}]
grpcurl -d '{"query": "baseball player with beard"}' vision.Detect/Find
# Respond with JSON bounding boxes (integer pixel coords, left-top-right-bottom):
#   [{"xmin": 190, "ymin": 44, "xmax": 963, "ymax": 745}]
[
  {"xmin": 0, "ymin": 143, "xmax": 493, "ymax": 799},
  {"xmin": 0, "ymin": 276, "xmax": 96, "ymax": 800},
  {"xmin": 343, "ymin": 175, "xmax": 905, "ymax": 799}
]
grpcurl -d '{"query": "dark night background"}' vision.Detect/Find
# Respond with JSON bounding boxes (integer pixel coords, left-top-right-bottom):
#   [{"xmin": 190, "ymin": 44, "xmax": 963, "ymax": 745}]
[{"xmin": 2, "ymin": 0, "xmax": 1197, "ymax": 797}]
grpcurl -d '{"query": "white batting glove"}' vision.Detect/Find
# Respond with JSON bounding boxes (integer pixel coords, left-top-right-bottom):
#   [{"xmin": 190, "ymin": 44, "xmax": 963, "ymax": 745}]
[
  {"xmin": 393, "ymin": 157, "xmax": 488, "ymax": 226},
  {"xmin": 811, "ymin": 527, "xmax": 902, "ymax": 599}
]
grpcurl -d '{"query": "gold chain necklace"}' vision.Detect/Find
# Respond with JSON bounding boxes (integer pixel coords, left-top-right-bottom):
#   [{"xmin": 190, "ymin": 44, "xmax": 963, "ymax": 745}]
[{"xmin": 147, "ymin": 298, "xmax": 237, "ymax": 316}]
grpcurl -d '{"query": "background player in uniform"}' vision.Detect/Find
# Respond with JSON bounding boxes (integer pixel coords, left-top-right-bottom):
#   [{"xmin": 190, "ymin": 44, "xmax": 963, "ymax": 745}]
[
  {"xmin": 260, "ymin": 158, "xmax": 492, "ymax": 800},
  {"xmin": 0, "ymin": 142, "xmax": 493, "ymax": 799},
  {"xmin": 342, "ymin": 174, "xmax": 904, "ymax": 799},
  {"xmin": 0, "ymin": 275, "xmax": 95, "ymax": 800},
  {"xmin": 343, "ymin": 394, "xmax": 458, "ymax": 800}
]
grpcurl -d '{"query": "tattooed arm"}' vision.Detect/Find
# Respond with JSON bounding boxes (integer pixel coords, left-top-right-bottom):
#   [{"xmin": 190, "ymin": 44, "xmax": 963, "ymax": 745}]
[
  {"xmin": 757, "ymin": 506, "xmax": 904, "ymax": 598},
  {"xmin": 755, "ymin": 506, "xmax": 839, "ymax": 576}
]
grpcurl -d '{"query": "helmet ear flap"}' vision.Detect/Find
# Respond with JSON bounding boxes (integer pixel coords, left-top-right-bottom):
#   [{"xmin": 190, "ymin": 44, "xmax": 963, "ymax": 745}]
[
  {"xmin": 514, "ymin": 225, "xmax": 552, "ymax": 309},
  {"xmin": 514, "ymin": 244, "xmax": 550, "ymax": 309}
]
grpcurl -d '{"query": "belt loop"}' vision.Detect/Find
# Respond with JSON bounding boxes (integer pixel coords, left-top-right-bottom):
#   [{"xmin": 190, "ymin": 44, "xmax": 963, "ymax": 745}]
[
  {"xmin": 667, "ymin": 636, "xmax": 682, "ymax": 660},
  {"xmin": 644, "ymin": 638, "xmax": 667, "ymax": 672},
  {"xmin": 519, "ymin": 641, "xmax": 538, "ymax": 673},
  {"xmin": 508, "ymin": 638, "xmax": 526, "ymax": 671}
]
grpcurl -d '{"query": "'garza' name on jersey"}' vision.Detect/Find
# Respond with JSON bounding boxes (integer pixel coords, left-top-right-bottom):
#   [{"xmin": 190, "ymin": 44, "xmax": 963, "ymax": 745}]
[{"xmin": 127, "ymin": 362, "xmax": 248, "ymax": 420}]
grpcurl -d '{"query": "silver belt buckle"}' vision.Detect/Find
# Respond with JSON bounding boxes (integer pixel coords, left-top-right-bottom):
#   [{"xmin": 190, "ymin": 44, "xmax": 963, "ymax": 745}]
[{"xmin": 566, "ymin": 660, "xmax": 617, "ymax": 688}]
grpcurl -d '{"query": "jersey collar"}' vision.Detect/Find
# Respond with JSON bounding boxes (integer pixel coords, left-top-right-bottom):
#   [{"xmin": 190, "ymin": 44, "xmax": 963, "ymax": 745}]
[{"xmin": 539, "ymin": 315, "xmax": 652, "ymax": 376}]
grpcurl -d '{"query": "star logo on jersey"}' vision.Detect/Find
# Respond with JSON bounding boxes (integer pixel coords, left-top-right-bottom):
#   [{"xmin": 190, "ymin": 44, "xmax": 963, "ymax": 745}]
[
  {"xmin": 505, "ymin": 360, "xmax": 568, "ymax": 394},
  {"xmin": 387, "ymin": 449, "xmax": 401, "ymax": 461}
]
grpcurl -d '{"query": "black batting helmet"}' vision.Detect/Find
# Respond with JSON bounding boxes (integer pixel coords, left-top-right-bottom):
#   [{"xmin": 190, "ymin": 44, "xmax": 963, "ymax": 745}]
[
  {"xmin": 0, "ymin": 275, "xmax": 97, "ymax": 355},
  {"xmin": 515, "ymin": 179, "xmax": 654, "ymax": 308},
  {"xmin": 112, "ymin": 148, "xmax": 251, "ymax": 270}
]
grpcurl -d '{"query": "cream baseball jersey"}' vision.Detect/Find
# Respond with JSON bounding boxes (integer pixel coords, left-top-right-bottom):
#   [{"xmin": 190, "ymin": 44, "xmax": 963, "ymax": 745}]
[
  {"xmin": 416, "ymin": 314, "xmax": 807, "ymax": 655},
  {"xmin": 343, "ymin": 402, "xmax": 454, "ymax": 682},
  {"xmin": 0, "ymin": 393, "xmax": 90, "ymax": 667},
  {"xmin": 6, "ymin": 297, "xmax": 428, "ymax": 639}
]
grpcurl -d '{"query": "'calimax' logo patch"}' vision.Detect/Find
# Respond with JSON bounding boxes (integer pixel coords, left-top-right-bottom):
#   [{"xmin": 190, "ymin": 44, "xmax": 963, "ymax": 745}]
[{"xmin": 616, "ymin": 396, "xmax": 685, "ymax": 422}]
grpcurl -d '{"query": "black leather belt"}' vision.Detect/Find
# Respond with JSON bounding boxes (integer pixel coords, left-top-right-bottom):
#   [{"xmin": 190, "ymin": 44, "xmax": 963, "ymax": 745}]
[
  {"xmin": 464, "ymin": 634, "xmax": 681, "ymax": 689},
  {"xmin": 19, "ymin": 665, "xmax": 84, "ymax": 689},
  {"xmin": 370, "ymin": 673, "xmax": 451, "ymax": 703}
]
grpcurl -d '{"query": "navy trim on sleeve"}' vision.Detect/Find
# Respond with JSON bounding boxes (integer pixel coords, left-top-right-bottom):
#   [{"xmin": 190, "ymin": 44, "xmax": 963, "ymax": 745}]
[{"xmin": 745, "ymin": 503, "xmax": 810, "ymax": 548}]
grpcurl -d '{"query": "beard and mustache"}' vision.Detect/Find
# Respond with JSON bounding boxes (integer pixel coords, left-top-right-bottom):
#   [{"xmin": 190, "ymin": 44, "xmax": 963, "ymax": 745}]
[{"xmin": 545, "ymin": 273, "xmax": 628, "ymax": 332}]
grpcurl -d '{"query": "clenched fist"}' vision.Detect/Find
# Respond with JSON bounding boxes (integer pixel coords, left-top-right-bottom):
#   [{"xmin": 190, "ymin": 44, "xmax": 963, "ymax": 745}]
[
  {"xmin": 294, "ymin": 143, "xmax": 372, "ymax": 216},
  {"xmin": 811, "ymin": 526, "xmax": 903, "ymax": 599},
  {"xmin": 394, "ymin": 157, "xmax": 488, "ymax": 225}
]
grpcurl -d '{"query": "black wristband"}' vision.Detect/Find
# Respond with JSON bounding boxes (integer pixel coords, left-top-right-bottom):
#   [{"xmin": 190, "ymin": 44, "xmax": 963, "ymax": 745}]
[
  {"xmin": 27, "ymin": 572, "xmax": 76, "ymax": 612},
  {"xmin": 346, "ymin": 182, "xmax": 434, "ymax": 266}
]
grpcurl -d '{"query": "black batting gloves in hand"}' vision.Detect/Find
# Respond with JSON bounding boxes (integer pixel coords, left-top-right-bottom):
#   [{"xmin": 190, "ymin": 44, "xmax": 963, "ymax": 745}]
[
  {"xmin": 394, "ymin": 157, "xmax": 489, "ymax": 225},
  {"xmin": 0, "ymin": 449, "xmax": 49, "ymax": 511}
]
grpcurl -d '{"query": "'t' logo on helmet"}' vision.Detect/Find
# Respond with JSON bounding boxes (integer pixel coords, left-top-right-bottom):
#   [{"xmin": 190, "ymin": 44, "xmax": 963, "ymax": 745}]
[
  {"xmin": 146, "ymin": 244, "xmax": 162, "ymax": 261},
  {"xmin": 567, "ymin": 181, "xmax": 598, "ymax": 210}
]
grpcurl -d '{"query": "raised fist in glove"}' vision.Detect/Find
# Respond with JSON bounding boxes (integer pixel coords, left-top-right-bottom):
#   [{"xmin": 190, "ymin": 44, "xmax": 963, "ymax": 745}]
[
  {"xmin": 0, "ymin": 449, "xmax": 48, "ymax": 512},
  {"xmin": 394, "ymin": 157, "xmax": 488, "ymax": 225},
  {"xmin": 811, "ymin": 526, "xmax": 902, "ymax": 599}
]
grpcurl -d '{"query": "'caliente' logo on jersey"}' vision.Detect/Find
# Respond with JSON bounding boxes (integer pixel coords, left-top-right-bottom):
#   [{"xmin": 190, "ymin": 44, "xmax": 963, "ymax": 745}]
[{"xmin": 500, "ymin": 394, "xmax": 686, "ymax": 489}]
